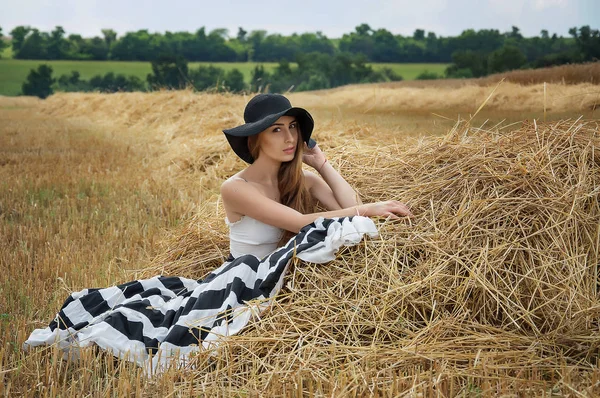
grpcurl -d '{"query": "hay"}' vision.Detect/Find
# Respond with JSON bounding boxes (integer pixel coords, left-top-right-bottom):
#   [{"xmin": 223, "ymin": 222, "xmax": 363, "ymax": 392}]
[
  {"xmin": 137, "ymin": 118, "xmax": 600, "ymax": 395},
  {"xmin": 6, "ymin": 86, "xmax": 600, "ymax": 394},
  {"xmin": 294, "ymin": 82, "xmax": 600, "ymax": 114},
  {"xmin": 479, "ymin": 62, "xmax": 600, "ymax": 86}
]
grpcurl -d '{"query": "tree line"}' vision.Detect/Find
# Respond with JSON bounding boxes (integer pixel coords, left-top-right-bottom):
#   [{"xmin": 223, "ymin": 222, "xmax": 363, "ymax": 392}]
[
  {"xmin": 3, "ymin": 24, "xmax": 599, "ymax": 68},
  {"xmin": 20, "ymin": 53, "xmax": 403, "ymax": 98},
  {"xmin": 6, "ymin": 24, "xmax": 599, "ymax": 98}
]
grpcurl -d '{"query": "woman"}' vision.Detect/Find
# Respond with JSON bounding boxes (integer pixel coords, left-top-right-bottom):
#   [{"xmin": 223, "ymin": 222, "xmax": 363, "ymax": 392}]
[
  {"xmin": 24, "ymin": 94, "xmax": 412, "ymax": 372},
  {"xmin": 221, "ymin": 93, "xmax": 412, "ymax": 259}
]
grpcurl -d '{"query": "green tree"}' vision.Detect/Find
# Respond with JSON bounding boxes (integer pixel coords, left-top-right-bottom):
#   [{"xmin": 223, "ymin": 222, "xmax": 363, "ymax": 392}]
[
  {"xmin": 10, "ymin": 26, "xmax": 31, "ymax": 56},
  {"xmin": 415, "ymin": 70, "xmax": 440, "ymax": 80},
  {"xmin": 89, "ymin": 72, "xmax": 145, "ymax": 92},
  {"xmin": 223, "ymin": 68, "xmax": 245, "ymax": 92},
  {"xmin": 372, "ymin": 29, "xmax": 401, "ymax": 62},
  {"xmin": 147, "ymin": 54, "xmax": 189, "ymax": 89},
  {"xmin": 66, "ymin": 34, "xmax": 86, "ymax": 58},
  {"xmin": 294, "ymin": 32, "xmax": 335, "ymax": 56},
  {"xmin": 47, "ymin": 26, "xmax": 68, "ymax": 59},
  {"xmin": 339, "ymin": 24, "xmax": 375, "ymax": 60},
  {"xmin": 22, "ymin": 64, "xmax": 55, "ymax": 98},
  {"xmin": 446, "ymin": 50, "xmax": 488, "ymax": 78},
  {"xmin": 188, "ymin": 65, "xmax": 222, "ymax": 91},
  {"xmin": 101, "ymin": 29, "xmax": 117, "ymax": 48},
  {"xmin": 111, "ymin": 30, "xmax": 155, "ymax": 61},
  {"xmin": 413, "ymin": 29, "xmax": 425, "ymax": 41},
  {"xmin": 355, "ymin": 23, "xmax": 372, "ymax": 36},
  {"xmin": 250, "ymin": 64, "xmax": 269, "ymax": 91},
  {"xmin": 507, "ymin": 26, "xmax": 523, "ymax": 40},
  {"xmin": 57, "ymin": 71, "xmax": 92, "ymax": 91},
  {"xmin": 2, "ymin": 23, "xmax": 591, "ymax": 67},
  {"xmin": 0, "ymin": 27, "xmax": 8, "ymax": 57},
  {"xmin": 17, "ymin": 28, "xmax": 48, "ymax": 59},
  {"xmin": 236, "ymin": 27, "xmax": 247, "ymax": 42},
  {"xmin": 82, "ymin": 37, "xmax": 109, "ymax": 60},
  {"xmin": 487, "ymin": 45, "xmax": 527, "ymax": 74},
  {"xmin": 569, "ymin": 25, "xmax": 600, "ymax": 61}
]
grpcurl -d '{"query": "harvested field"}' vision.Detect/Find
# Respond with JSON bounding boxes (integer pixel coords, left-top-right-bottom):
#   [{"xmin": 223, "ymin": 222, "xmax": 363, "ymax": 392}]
[{"xmin": 1, "ymin": 82, "xmax": 600, "ymax": 396}]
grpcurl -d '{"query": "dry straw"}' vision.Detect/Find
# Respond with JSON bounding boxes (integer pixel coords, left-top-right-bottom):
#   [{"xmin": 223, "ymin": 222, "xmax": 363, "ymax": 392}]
[
  {"xmin": 143, "ymin": 117, "xmax": 600, "ymax": 395},
  {"xmin": 4, "ymin": 82, "xmax": 600, "ymax": 395}
]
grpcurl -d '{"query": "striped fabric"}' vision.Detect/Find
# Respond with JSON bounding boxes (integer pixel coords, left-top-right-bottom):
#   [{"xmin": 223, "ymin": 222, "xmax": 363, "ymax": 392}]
[{"xmin": 24, "ymin": 216, "xmax": 378, "ymax": 372}]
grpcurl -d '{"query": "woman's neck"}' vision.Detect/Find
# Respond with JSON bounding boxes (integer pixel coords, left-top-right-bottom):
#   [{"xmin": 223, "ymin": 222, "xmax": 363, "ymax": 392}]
[{"xmin": 246, "ymin": 156, "xmax": 281, "ymax": 186}]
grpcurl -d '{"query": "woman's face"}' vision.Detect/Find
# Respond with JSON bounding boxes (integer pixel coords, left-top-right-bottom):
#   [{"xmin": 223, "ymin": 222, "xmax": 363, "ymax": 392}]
[{"xmin": 256, "ymin": 115, "xmax": 299, "ymax": 163}]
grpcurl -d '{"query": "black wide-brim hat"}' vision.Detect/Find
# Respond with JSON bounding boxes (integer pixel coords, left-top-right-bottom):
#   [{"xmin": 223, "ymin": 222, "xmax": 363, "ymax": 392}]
[{"xmin": 223, "ymin": 93, "xmax": 314, "ymax": 163}]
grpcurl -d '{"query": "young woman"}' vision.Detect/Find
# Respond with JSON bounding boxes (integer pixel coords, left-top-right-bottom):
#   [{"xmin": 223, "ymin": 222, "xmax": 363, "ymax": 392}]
[
  {"xmin": 221, "ymin": 93, "xmax": 413, "ymax": 259},
  {"xmin": 24, "ymin": 93, "xmax": 413, "ymax": 371}
]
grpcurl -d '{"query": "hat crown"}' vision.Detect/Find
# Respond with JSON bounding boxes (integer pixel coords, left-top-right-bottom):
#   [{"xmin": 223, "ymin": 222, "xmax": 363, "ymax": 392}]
[{"xmin": 243, "ymin": 94, "xmax": 292, "ymax": 123}]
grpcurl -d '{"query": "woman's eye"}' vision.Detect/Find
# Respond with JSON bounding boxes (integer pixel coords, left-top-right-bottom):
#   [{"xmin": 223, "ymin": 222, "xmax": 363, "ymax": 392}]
[
  {"xmin": 273, "ymin": 128, "xmax": 280, "ymax": 132},
  {"xmin": 290, "ymin": 123, "xmax": 297, "ymax": 129}
]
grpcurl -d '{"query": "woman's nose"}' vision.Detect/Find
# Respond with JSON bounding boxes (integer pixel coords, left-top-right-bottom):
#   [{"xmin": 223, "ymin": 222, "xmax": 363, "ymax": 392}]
[{"xmin": 284, "ymin": 129, "xmax": 294, "ymax": 142}]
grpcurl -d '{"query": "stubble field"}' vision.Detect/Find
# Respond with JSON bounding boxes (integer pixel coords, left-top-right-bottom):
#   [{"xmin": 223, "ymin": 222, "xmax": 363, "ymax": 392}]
[{"xmin": 1, "ymin": 78, "xmax": 600, "ymax": 396}]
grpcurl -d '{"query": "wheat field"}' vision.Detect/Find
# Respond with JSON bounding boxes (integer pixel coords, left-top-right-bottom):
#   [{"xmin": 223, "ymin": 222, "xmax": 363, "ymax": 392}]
[{"xmin": 1, "ymin": 82, "xmax": 600, "ymax": 396}]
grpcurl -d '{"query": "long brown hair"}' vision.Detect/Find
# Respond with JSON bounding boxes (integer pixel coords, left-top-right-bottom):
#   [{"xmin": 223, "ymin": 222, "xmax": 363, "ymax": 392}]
[{"xmin": 248, "ymin": 130, "xmax": 315, "ymax": 243}]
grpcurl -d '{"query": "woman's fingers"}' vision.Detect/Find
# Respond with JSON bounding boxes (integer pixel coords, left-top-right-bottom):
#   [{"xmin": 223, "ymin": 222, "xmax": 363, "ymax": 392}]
[
  {"xmin": 386, "ymin": 212, "xmax": 401, "ymax": 220},
  {"xmin": 391, "ymin": 201, "xmax": 413, "ymax": 217},
  {"xmin": 365, "ymin": 201, "xmax": 414, "ymax": 219}
]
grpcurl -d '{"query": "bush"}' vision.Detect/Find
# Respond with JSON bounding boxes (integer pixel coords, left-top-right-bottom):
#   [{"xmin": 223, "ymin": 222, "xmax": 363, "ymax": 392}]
[
  {"xmin": 57, "ymin": 71, "xmax": 92, "ymax": 92},
  {"xmin": 250, "ymin": 65, "xmax": 269, "ymax": 92},
  {"xmin": 251, "ymin": 53, "xmax": 399, "ymax": 93},
  {"xmin": 446, "ymin": 50, "xmax": 488, "ymax": 78},
  {"xmin": 445, "ymin": 67, "xmax": 474, "ymax": 79},
  {"xmin": 89, "ymin": 72, "xmax": 145, "ymax": 92},
  {"xmin": 296, "ymin": 74, "xmax": 330, "ymax": 92},
  {"xmin": 487, "ymin": 45, "xmax": 527, "ymax": 74},
  {"xmin": 22, "ymin": 64, "xmax": 55, "ymax": 98},
  {"xmin": 415, "ymin": 70, "xmax": 440, "ymax": 80},
  {"xmin": 223, "ymin": 69, "xmax": 245, "ymax": 93},
  {"xmin": 377, "ymin": 67, "xmax": 403, "ymax": 82},
  {"xmin": 147, "ymin": 54, "xmax": 189, "ymax": 90},
  {"xmin": 188, "ymin": 65, "xmax": 224, "ymax": 91}
]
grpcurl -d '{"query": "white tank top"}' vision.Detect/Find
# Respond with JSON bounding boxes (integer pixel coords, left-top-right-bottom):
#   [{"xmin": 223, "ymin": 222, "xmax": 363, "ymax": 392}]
[
  {"xmin": 226, "ymin": 215, "xmax": 284, "ymax": 259},
  {"xmin": 225, "ymin": 175, "xmax": 284, "ymax": 259}
]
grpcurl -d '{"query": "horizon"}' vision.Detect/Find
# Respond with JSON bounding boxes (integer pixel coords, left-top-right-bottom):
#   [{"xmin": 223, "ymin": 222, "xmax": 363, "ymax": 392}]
[
  {"xmin": 1, "ymin": 0, "xmax": 598, "ymax": 40},
  {"xmin": 0, "ymin": 26, "xmax": 592, "ymax": 41}
]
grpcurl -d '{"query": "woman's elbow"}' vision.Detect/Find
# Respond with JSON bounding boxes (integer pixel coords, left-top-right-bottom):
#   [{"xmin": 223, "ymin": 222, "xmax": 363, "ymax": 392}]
[{"xmin": 292, "ymin": 214, "xmax": 314, "ymax": 233}]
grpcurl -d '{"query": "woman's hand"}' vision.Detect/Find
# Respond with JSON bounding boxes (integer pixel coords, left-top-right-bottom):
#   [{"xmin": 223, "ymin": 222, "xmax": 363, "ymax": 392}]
[
  {"xmin": 357, "ymin": 201, "xmax": 413, "ymax": 219},
  {"xmin": 302, "ymin": 141, "xmax": 327, "ymax": 170}
]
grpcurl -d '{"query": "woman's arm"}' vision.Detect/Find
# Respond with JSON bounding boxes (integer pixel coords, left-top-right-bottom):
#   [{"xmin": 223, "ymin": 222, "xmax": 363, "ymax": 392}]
[
  {"xmin": 221, "ymin": 179, "xmax": 411, "ymax": 234},
  {"xmin": 302, "ymin": 143, "xmax": 362, "ymax": 209}
]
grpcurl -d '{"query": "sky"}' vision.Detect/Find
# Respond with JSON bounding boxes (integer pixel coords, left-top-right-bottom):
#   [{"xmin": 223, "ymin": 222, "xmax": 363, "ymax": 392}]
[{"xmin": 1, "ymin": 0, "xmax": 598, "ymax": 39}]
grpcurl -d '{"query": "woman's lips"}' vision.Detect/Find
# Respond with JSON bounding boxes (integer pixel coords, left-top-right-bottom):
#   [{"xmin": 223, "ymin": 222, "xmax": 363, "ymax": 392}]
[{"xmin": 283, "ymin": 147, "xmax": 295, "ymax": 154}]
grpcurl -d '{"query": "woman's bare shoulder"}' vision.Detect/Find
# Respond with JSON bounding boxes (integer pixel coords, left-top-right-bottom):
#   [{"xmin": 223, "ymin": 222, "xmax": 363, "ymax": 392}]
[{"xmin": 222, "ymin": 173, "xmax": 248, "ymax": 188}]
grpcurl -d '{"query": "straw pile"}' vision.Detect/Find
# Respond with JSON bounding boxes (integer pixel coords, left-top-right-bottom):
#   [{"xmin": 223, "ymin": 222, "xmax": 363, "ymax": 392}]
[
  {"xmin": 295, "ymin": 82, "xmax": 600, "ymax": 114},
  {"xmin": 6, "ymin": 84, "xmax": 597, "ymax": 395},
  {"xmin": 139, "ymin": 118, "xmax": 600, "ymax": 395},
  {"xmin": 479, "ymin": 62, "xmax": 600, "ymax": 86}
]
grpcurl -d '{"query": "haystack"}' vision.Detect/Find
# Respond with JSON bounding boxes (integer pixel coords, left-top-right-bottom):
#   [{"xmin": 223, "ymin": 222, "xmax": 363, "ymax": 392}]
[{"xmin": 140, "ymin": 118, "xmax": 600, "ymax": 395}]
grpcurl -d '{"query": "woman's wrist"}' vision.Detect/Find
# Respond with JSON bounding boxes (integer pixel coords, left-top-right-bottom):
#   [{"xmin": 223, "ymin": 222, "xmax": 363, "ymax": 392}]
[{"xmin": 316, "ymin": 158, "xmax": 328, "ymax": 174}]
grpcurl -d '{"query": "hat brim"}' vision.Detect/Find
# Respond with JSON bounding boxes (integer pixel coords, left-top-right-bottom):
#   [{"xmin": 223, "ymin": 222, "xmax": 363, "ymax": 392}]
[{"xmin": 223, "ymin": 107, "xmax": 314, "ymax": 164}]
